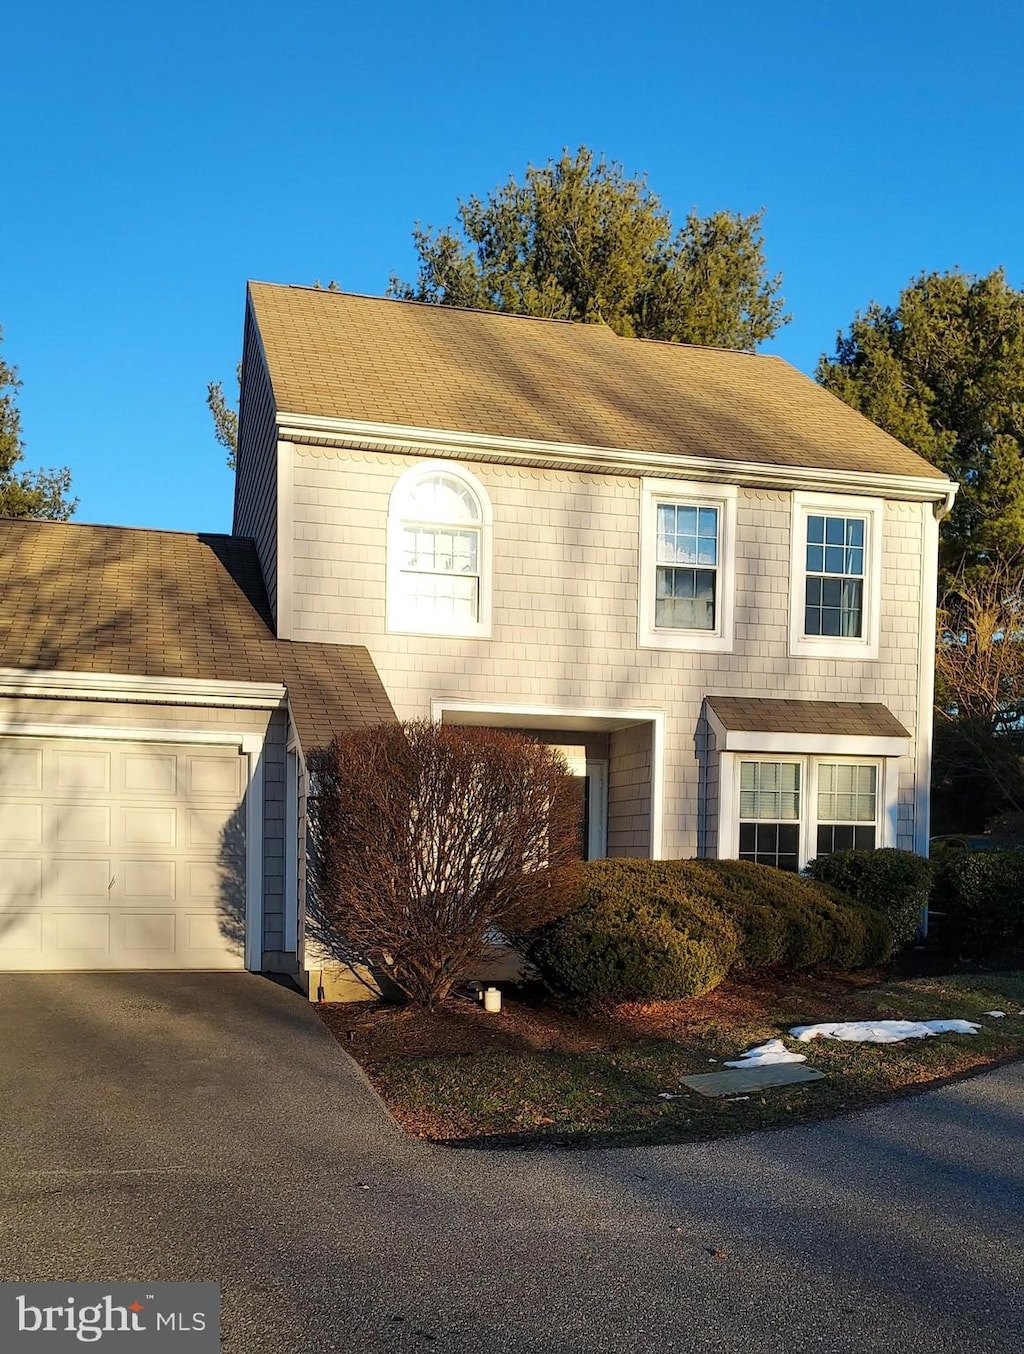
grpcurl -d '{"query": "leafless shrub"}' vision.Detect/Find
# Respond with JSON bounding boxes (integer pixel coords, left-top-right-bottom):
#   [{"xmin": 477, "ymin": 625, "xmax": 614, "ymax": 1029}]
[
  {"xmin": 307, "ymin": 721, "xmax": 581, "ymax": 1008},
  {"xmin": 936, "ymin": 554, "xmax": 1024, "ymax": 819}
]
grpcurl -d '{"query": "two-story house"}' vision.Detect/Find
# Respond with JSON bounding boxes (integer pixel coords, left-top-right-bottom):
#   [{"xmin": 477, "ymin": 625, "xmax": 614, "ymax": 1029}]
[{"xmin": 0, "ymin": 282, "xmax": 956, "ymax": 988}]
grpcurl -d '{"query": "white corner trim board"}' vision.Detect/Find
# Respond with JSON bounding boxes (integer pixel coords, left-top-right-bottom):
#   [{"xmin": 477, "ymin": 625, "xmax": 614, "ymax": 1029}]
[
  {"xmin": 0, "ymin": 669, "xmax": 287, "ymax": 709},
  {"xmin": 244, "ymin": 740, "xmax": 265, "ymax": 971},
  {"xmin": 914, "ymin": 502, "xmax": 941, "ymax": 857},
  {"xmin": 278, "ymin": 412, "xmax": 958, "ymax": 508}
]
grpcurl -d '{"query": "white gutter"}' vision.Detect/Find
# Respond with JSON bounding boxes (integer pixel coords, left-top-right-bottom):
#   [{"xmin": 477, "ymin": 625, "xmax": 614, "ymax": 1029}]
[
  {"xmin": 0, "ymin": 669, "xmax": 287, "ymax": 709},
  {"xmin": 277, "ymin": 412, "xmax": 958, "ymax": 505},
  {"xmin": 915, "ymin": 491, "xmax": 957, "ymax": 894}
]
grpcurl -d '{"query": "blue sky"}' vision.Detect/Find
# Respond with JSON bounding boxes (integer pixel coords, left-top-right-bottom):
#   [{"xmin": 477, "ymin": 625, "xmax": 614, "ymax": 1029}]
[{"xmin": 4, "ymin": 1, "xmax": 1023, "ymax": 532}]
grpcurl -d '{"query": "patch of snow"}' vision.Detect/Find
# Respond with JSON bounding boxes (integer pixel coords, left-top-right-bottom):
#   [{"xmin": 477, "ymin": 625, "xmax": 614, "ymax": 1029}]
[
  {"xmin": 790, "ymin": 1019, "xmax": 981, "ymax": 1044},
  {"xmin": 984, "ymin": 1010, "xmax": 1007, "ymax": 1018},
  {"xmin": 657, "ymin": 1092, "xmax": 685, "ymax": 1100},
  {"xmin": 724, "ymin": 1038, "xmax": 808, "ymax": 1069}
]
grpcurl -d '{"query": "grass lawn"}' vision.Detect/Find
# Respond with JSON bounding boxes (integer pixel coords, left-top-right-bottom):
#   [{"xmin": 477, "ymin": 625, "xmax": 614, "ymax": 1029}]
[{"xmin": 318, "ymin": 970, "xmax": 1024, "ymax": 1148}]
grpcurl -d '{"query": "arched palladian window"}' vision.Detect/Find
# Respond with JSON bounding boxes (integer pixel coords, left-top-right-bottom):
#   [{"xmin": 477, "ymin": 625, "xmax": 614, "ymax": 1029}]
[{"xmin": 387, "ymin": 462, "xmax": 492, "ymax": 637}]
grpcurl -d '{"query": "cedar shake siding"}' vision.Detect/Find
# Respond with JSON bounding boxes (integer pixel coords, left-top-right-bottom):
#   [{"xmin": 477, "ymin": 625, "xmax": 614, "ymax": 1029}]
[
  {"xmin": 608, "ymin": 724, "xmax": 654, "ymax": 858},
  {"xmin": 283, "ymin": 449, "xmax": 928, "ymax": 857},
  {"xmin": 696, "ymin": 718, "xmax": 720, "ymax": 860}
]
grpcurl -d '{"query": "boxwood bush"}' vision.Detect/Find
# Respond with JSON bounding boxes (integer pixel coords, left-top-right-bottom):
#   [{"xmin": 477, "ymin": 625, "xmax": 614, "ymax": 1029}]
[
  {"xmin": 930, "ymin": 850, "xmax": 1024, "ymax": 959},
  {"xmin": 523, "ymin": 857, "xmax": 892, "ymax": 1007},
  {"xmin": 804, "ymin": 848, "xmax": 931, "ymax": 949},
  {"xmin": 663, "ymin": 859, "xmax": 893, "ymax": 971},
  {"xmin": 524, "ymin": 860, "xmax": 740, "ymax": 1005}
]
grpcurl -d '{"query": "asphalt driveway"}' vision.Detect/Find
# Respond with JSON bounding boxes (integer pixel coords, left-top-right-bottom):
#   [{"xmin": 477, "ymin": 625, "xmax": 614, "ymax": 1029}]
[{"xmin": 1, "ymin": 972, "xmax": 1021, "ymax": 1353}]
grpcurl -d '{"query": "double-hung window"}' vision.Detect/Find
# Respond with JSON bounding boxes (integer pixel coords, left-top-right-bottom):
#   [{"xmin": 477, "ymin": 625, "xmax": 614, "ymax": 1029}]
[
  {"xmin": 789, "ymin": 492, "xmax": 883, "ymax": 660},
  {"xmin": 656, "ymin": 503, "xmax": 719, "ymax": 630},
  {"xmin": 804, "ymin": 514, "xmax": 864, "ymax": 637},
  {"xmin": 815, "ymin": 762, "xmax": 878, "ymax": 854},
  {"xmin": 738, "ymin": 761, "xmax": 802, "ymax": 872},
  {"xmin": 387, "ymin": 462, "xmax": 492, "ymax": 637},
  {"xmin": 640, "ymin": 479, "xmax": 736, "ymax": 651}
]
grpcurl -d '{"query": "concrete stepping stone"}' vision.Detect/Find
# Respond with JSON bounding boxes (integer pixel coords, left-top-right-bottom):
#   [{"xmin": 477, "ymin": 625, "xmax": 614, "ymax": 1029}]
[{"xmin": 678, "ymin": 1065, "xmax": 826, "ymax": 1097}]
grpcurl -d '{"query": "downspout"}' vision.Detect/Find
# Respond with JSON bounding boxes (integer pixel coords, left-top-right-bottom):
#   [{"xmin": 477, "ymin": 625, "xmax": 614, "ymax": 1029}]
[{"xmin": 915, "ymin": 483, "xmax": 958, "ymax": 936}]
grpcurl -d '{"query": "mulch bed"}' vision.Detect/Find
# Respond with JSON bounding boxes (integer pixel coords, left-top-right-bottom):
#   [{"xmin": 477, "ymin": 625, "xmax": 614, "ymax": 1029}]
[
  {"xmin": 316, "ymin": 970, "xmax": 883, "ymax": 1062},
  {"xmin": 316, "ymin": 969, "xmax": 1024, "ymax": 1149}
]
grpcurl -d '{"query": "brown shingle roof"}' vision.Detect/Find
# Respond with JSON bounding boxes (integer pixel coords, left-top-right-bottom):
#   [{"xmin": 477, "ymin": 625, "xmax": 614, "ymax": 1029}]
[
  {"xmin": 0, "ymin": 519, "xmax": 394, "ymax": 750},
  {"xmin": 248, "ymin": 282, "xmax": 949, "ymax": 483},
  {"xmin": 705, "ymin": 696, "xmax": 911, "ymax": 739}
]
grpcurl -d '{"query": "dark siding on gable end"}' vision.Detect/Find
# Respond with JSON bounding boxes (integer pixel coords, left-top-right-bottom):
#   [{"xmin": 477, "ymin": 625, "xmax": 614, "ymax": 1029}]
[
  {"xmin": 261, "ymin": 710, "xmax": 289, "ymax": 955},
  {"xmin": 233, "ymin": 295, "xmax": 279, "ymax": 624}
]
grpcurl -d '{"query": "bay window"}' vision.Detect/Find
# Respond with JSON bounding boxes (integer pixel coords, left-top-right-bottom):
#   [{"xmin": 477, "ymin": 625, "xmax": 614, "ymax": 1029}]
[{"xmin": 733, "ymin": 757, "xmax": 884, "ymax": 872}]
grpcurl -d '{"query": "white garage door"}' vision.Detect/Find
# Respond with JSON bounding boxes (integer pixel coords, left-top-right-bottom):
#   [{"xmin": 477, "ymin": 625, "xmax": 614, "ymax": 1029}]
[{"xmin": 0, "ymin": 736, "xmax": 248, "ymax": 970}]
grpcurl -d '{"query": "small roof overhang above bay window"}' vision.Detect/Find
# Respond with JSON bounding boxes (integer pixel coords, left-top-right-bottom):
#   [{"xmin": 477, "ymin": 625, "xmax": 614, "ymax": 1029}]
[{"xmin": 703, "ymin": 696, "xmax": 912, "ymax": 758}]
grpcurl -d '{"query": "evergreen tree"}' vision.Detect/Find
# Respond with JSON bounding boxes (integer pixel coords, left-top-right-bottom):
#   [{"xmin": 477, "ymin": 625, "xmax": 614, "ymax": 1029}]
[
  {"xmin": 818, "ymin": 269, "xmax": 1024, "ymax": 582},
  {"xmin": 0, "ymin": 327, "xmax": 76, "ymax": 520},
  {"xmin": 389, "ymin": 147, "xmax": 788, "ymax": 350}
]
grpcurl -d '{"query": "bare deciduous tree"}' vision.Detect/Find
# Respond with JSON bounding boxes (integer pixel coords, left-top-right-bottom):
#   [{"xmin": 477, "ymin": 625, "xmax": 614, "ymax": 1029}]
[
  {"xmin": 935, "ymin": 554, "xmax": 1024, "ymax": 820},
  {"xmin": 308, "ymin": 722, "xmax": 581, "ymax": 1008}
]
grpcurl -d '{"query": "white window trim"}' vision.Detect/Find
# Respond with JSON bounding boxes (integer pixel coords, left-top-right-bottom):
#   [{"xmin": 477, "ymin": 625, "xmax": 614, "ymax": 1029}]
[
  {"xmin": 386, "ymin": 460, "xmax": 493, "ymax": 639},
  {"xmin": 737, "ymin": 754, "xmax": 806, "ymax": 867},
  {"xmin": 639, "ymin": 478, "xmax": 737, "ymax": 652},
  {"xmin": 718, "ymin": 751, "xmax": 897, "ymax": 871},
  {"xmin": 789, "ymin": 491, "xmax": 883, "ymax": 661},
  {"xmin": 810, "ymin": 758, "xmax": 881, "ymax": 855}
]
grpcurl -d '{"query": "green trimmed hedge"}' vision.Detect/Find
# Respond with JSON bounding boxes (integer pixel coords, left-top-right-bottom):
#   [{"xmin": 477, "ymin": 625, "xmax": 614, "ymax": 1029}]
[
  {"xmin": 805, "ymin": 848, "xmax": 932, "ymax": 949},
  {"xmin": 524, "ymin": 858, "xmax": 892, "ymax": 1007},
  {"xmin": 930, "ymin": 850, "xmax": 1024, "ymax": 959},
  {"xmin": 667, "ymin": 859, "xmax": 893, "ymax": 972},
  {"xmin": 525, "ymin": 861, "xmax": 739, "ymax": 1005}
]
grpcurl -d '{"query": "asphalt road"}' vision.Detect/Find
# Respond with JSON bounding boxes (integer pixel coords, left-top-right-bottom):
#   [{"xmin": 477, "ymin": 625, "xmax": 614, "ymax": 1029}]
[{"xmin": 1, "ymin": 972, "xmax": 1021, "ymax": 1353}]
